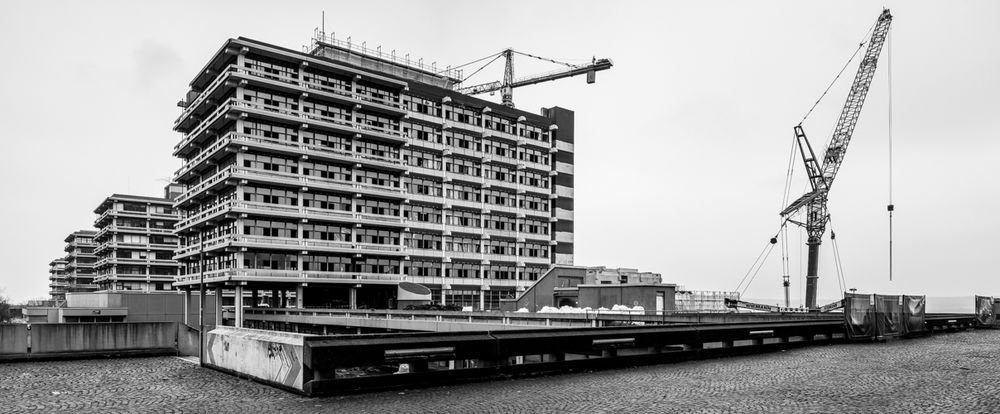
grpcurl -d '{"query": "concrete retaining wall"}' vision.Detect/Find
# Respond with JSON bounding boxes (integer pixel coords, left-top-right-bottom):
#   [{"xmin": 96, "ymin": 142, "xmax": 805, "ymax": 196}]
[
  {"xmin": 0, "ymin": 324, "xmax": 29, "ymax": 356},
  {"xmin": 32, "ymin": 322, "xmax": 177, "ymax": 354},
  {"xmin": 205, "ymin": 327, "xmax": 308, "ymax": 392}
]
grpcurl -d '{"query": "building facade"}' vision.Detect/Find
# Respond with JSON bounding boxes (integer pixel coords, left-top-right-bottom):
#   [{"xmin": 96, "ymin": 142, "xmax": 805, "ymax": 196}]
[
  {"xmin": 48, "ymin": 258, "xmax": 69, "ymax": 302},
  {"xmin": 93, "ymin": 194, "xmax": 181, "ymax": 292},
  {"xmin": 62, "ymin": 231, "xmax": 99, "ymax": 294},
  {"xmin": 171, "ymin": 37, "xmax": 576, "ymax": 313}
]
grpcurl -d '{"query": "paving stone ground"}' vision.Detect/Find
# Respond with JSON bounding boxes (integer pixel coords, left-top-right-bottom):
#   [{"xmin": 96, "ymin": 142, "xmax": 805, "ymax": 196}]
[{"xmin": 1, "ymin": 329, "xmax": 998, "ymax": 413}]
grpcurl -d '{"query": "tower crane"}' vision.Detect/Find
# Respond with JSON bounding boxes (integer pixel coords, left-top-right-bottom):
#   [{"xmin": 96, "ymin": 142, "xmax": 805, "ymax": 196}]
[
  {"xmin": 780, "ymin": 9, "xmax": 893, "ymax": 310},
  {"xmin": 451, "ymin": 49, "xmax": 613, "ymax": 108}
]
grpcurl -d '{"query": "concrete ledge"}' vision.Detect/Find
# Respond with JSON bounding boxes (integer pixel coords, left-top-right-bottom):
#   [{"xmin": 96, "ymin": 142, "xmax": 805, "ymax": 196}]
[{"xmin": 204, "ymin": 327, "xmax": 310, "ymax": 393}]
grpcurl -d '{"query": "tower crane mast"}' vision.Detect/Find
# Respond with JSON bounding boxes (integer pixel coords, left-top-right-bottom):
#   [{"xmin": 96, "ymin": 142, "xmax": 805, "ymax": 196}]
[
  {"xmin": 453, "ymin": 49, "xmax": 613, "ymax": 108},
  {"xmin": 781, "ymin": 9, "xmax": 893, "ymax": 310}
]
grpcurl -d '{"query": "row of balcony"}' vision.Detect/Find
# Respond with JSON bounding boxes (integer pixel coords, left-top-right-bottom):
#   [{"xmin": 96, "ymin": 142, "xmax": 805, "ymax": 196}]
[
  {"xmin": 175, "ymin": 97, "xmax": 404, "ymax": 158},
  {"xmin": 175, "ymin": 167, "xmax": 555, "ymax": 218},
  {"xmin": 93, "ymin": 241, "xmax": 178, "ymax": 256},
  {"xmin": 176, "ymin": 130, "xmax": 552, "ymax": 185},
  {"xmin": 94, "ymin": 225, "xmax": 174, "ymax": 242},
  {"xmin": 94, "ymin": 274, "xmax": 178, "ymax": 283},
  {"xmin": 95, "ymin": 206, "xmax": 178, "ymax": 226},
  {"xmin": 174, "ymin": 268, "xmax": 405, "ymax": 285},
  {"xmin": 94, "ymin": 256, "xmax": 181, "ymax": 268},
  {"xmin": 173, "ymin": 268, "xmax": 539, "ymax": 287},
  {"xmin": 177, "ymin": 62, "xmax": 553, "ymax": 150},
  {"xmin": 176, "ymin": 63, "xmax": 406, "ymax": 131},
  {"xmin": 173, "ymin": 234, "xmax": 552, "ymax": 266},
  {"xmin": 176, "ymin": 200, "xmax": 552, "ymax": 242}
]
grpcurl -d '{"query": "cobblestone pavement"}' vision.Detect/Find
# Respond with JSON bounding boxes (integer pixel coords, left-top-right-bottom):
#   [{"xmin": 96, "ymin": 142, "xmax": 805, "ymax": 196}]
[{"xmin": 1, "ymin": 329, "xmax": 998, "ymax": 413}]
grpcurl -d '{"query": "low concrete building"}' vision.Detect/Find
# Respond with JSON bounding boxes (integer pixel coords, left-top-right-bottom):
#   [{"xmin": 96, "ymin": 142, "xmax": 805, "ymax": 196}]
[
  {"xmin": 23, "ymin": 291, "xmax": 217, "ymax": 325},
  {"xmin": 502, "ymin": 265, "xmax": 676, "ymax": 312}
]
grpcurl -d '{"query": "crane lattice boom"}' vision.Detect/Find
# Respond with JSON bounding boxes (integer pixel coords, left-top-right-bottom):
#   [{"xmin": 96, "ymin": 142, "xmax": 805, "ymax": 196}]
[
  {"xmin": 781, "ymin": 9, "xmax": 893, "ymax": 310},
  {"xmin": 452, "ymin": 49, "xmax": 613, "ymax": 108}
]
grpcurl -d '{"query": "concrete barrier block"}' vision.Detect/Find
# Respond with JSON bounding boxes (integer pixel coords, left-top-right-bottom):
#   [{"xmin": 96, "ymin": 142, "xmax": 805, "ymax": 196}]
[
  {"xmin": 205, "ymin": 327, "xmax": 309, "ymax": 392},
  {"xmin": 0, "ymin": 324, "xmax": 28, "ymax": 356}
]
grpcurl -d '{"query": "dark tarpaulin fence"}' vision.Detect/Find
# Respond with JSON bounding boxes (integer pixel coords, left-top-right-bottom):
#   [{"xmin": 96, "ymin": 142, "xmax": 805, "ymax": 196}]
[
  {"xmin": 901, "ymin": 295, "xmax": 926, "ymax": 335},
  {"xmin": 975, "ymin": 296, "xmax": 996, "ymax": 327},
  {"xmin": 874, "ymin": 295, "xmax": 903, "ymax": 338},
  {"xmin": 845, "ymin": 293, "xmax": 926, "ymax": 340},
  {"xmin": 993, "ymin": 300, "xmax": 1000, "ymax": 328},
  {"xmin": 844, "ymin": 293, "xmax": 875, "ymax": 340}
]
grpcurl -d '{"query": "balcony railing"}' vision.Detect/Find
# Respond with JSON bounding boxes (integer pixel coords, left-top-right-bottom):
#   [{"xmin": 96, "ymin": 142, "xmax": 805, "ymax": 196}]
[{"xmin": 174, "ymin": 268, "xmax": 403, "ymax": 284}]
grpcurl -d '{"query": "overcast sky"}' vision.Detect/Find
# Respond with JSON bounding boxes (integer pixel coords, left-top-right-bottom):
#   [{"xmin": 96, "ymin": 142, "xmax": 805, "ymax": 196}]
[{"xmin": 1, "ymin": 1, "xmax": 997, "ymax": 305}]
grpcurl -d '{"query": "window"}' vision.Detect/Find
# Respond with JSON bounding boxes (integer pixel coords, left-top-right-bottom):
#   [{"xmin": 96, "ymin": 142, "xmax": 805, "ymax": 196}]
[
  {"xmin": 355, "ymin": 227, "xmax": 400, "ymax": 245},
  {"xmin": 301, "ymin": 130, "xmax": 351, "ymax": 153},
  {"xmin": 243, "ymin": 252, "xmax": 298, "ymax": 270},
  {"xmin": 356, "ymin": 198, "xmax": 400, "ymax": 216},
  {"xmin": 405, "ymin": 260, "xmax": 442, "ymax": 277},
  {"xmin": 243, "ymin": 185, "xmax": 298, "ymax": 206},
  {"xmin": 303, "ymin": 254, "xmax": 352, "ymax": 272},
  {"xmin": 446, "ymin": 184, "xmax": 480, "ymax": 202},
  {"xmin": 404, "ymin": 177, "xmax": 442, "ymax": 196},
  {"xmin": 355, "ymin": 169, "xmax": 400, "ymax": 188},
  {"xmin": 446, "ymin": 157, "xmax": 481, "ymax": 177},
  {"xmin": 444, "ymin": 105, "xmax": 480, "ymax": 126},
  {"xmin": 242, "ymin": 120, "xmax": 299, "ymax": 143},
  {"xmin": 446, "ymin": 261, "xmax": 480, "ymax": 278},
  {"xmin": 302, "ymin": 223, "xmax": 351, "ymax": 241},
  {"xmin": 301, "ymin": 160, "xmax": 350, "ymax": 181},
  {"xmin": 404, "ymin": 204, "xmax": 442, "ymax": 223},
  {"xmin": 402, "ymin": 95, "xmax": 440, "ymax": 116},
  {"xmin": 242, "ymin": 218, "xmax": 297, "ymax": 238},
  {"xmin": 243, "ymin": 55, "xmax": 298, "ymax": 81},
  {"xmin": 243, "ymin": 152, "xmax": 298, "ymax": 174},
  {"xmin": 302, "ymin": 68, "xmax": 351, "ymax": 95},
  {"xmin": 447, "ymin": 209, "xmax": 481, "ymax": 228},
  {"xmin": 302, "ymin": 191, "xmax": 351, "ymax": 211},
  {"xmin": 402, "ymin": 148, "xmax": 441, "ymax": 170},
  {"xmin": 405, "ymin": 232, "xmax": 441, "ymax": 250},
  {"xmin": 356, "ymin": 139, "xmax": 400, "ymax": 160},
  {"xmin": 302, "ymin": 99, "xmax": 351, "ymax": 125},
  {"xmin": 402, "ymin": 122, "xmax": 441, "ymax": 143},
  {"xmin": 445, "ymin": 131, "xmax": 480, "ymax": 151}
]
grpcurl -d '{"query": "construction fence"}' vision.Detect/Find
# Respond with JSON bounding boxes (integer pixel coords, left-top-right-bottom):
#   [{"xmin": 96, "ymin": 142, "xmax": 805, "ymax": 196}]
[
  {"xmin": 843, "ymin": 293, "xmax": 926, "ymax": 340},
  {"xmin": 974, "ymin": 295, "xmax": 1000, "ymax": 328}
]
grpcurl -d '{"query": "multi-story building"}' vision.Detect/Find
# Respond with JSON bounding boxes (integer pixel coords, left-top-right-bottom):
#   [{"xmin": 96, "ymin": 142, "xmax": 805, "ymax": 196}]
[
  {"xmin": 92, "ymin": 193, "xmax": 181, "ymax": 292},
  {"xmin": 48, "ymin": 258, "xmax": 69, "ymax": 301},
  {"xmin": 62, "ymin": 230, "xmax": 99, "ymax": 294},
  {"xmin": 170, "ymin": 36, "xmax": 576, "ymax": 317}
]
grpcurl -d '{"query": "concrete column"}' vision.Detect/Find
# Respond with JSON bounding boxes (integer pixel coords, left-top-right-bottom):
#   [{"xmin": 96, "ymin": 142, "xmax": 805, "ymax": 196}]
[
  {"xmin": 296, "ymin": 285, "xmax": 304, "ymax": 309},
  {"xmin": 183, "ymin": 289, "xmax": 191, "ymax": 326},
  {"xmin": 281, "ymin": 290, "xmax": 288, "ymax": 308},
  {"xmin": 349, "ymin": 286, "xmax": 358, "ymax": 309},
  {"xmin": 234, "ymin": 285, "xmax": 244, "ymax": 328},
  {"xmin": 271, "ymin": 289, "xmax": 279, "ymax": 308},
  {"xmin": 214, "ymin": 287, "xmax": 223, "ymax": 328},
  {"xmin": 252, "ymin": 289, "xmax": 259, "ymax": 308},
  {"xmin": 479, "ymin": 290, "xmax": 485, "ymax": 312}
]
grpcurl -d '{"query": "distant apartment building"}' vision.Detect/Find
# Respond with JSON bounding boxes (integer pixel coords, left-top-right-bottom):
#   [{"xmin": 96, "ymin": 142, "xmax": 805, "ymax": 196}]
[
  {"xmin": 62, "ymin": 231, "xmax": 99, "ymax": 294},
  {"xmin": 48, "ymin": 258, "xmax": 69, "ymax": 301},
  {"xmin": 92, "ymin": 194, "xmax": 181, "ymax": 292},
  {"xmin": 170, "ymin": 36, "xmax": 576, "ymax": 315},
  {"xmin": 586, "ymin": 267, "xmax": 662, "ymax": 285}
]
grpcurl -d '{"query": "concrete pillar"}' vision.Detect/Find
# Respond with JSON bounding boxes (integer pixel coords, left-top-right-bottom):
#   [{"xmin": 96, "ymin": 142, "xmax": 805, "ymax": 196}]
[
  {"xmin": 349, "ymin": 286, "xmax": 358, "ymax": 309},
  {"xmin": 183, "ymin": 289, "xmax": 191, "ymax": 326},
  {"xmin": 252, "ymin": 289, "xmax": 259, "ymax": 308},
  {"xmin": 234, "ymin": 286, "xmax": 244, "ymax": 328},
  {"xmin": 281, "ymin": 290, "xmax": 288, "ymax": 308},
  {"xmin": 214, "ymin": 287, "xmax": 223, "ymax": 328},
  {"xmin": 296, "ymin": 285, "xmax": 305, "ymax": 309},
  {"xmin": 271, "ymin": 289, "xmax": 279, "ymax": 307},
  {"xmin": 479, "ymin": 290, "xmax": 485, "ymax": 312}
]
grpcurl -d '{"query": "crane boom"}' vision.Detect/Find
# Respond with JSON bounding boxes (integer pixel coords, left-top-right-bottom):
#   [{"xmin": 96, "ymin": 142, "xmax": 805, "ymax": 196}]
[
  {"xmin": 453, "ymin": 49, "xmax": 613, "ymax": 107},
  {"xmin": 781, "ymin": 9, "xmax": 892, "ymax": 310}
]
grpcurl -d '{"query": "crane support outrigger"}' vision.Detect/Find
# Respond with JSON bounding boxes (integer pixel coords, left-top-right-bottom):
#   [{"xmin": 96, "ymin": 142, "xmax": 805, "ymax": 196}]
[{"xmin": 781, "ymin": 9, "xmax": 892, "ymax": 310}]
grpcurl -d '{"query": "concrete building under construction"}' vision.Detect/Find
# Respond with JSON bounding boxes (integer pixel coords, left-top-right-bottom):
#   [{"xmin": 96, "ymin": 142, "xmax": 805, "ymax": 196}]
[{"xmin": 170, "ymin": 36, "xmax": 577, "ymax": 320}]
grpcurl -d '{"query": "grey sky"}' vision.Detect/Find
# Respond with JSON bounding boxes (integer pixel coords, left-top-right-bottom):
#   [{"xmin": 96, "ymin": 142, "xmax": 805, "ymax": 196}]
[{"xmin": 1, "ymin": 1, "xmax": 997, "ymax": 304}]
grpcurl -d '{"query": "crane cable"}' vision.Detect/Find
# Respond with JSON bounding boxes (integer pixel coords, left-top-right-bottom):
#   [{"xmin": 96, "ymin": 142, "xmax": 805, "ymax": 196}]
[
  {"xmin": 735, "ymin": 224, "xmax": 785, "ymax": 296},
  {"xmin": 828, "ymin": 217, "xmax": 848, "ymax": 298},
  {"xmin": 798, "ymin": 20, "xmax": 879, "ymax": 125},
  {"xmin": 887, "ymin": 27, "xmax": 895, "ymax": 282}
]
